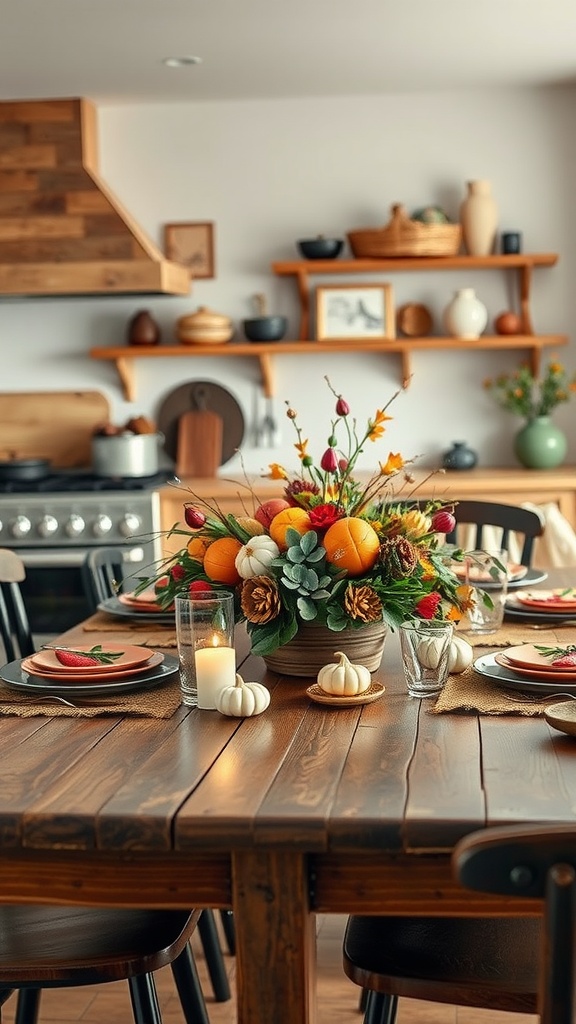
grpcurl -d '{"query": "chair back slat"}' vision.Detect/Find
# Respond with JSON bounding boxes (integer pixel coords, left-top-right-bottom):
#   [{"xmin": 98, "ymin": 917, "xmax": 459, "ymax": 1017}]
[
  {"xmin": 444, "ymin": 501, "xmax": 544, "ymax": 566},
  {"xmin": 454, "ymin": 824, "xmax": 576, "ymax": 1024},
  {"xmin": 0, "ymin": 551, "xmax": 35, "ymax": 663},
  {"xmin": 81, "ymin": 548, "xmax": 126, "ymax": 611}
]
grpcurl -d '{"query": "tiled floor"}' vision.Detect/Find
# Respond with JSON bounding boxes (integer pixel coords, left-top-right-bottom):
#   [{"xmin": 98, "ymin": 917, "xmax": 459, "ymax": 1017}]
[{"xmin": 0, "ymin": 915, "xmax": 537, "ymax": 1024}]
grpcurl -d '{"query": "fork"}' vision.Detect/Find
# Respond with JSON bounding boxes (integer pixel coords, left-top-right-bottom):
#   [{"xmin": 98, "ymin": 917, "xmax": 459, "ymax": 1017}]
[
  {"xmin": 503, "ymin": 691, "xmax": 576, "ymax": 704},
  {"xmin": 528, "ymin": 620, "xmax": 576, "ymax": 629}
]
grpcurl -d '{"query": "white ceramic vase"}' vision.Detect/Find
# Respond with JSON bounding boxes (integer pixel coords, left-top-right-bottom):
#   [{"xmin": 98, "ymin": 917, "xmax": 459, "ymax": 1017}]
[
  {"xmin": 460, "ymin": 180, "xmax": 498, "ymax": 256},
  {"xmin": 444, "ymin": 288, "xmax": 488, "ymax": 340}
]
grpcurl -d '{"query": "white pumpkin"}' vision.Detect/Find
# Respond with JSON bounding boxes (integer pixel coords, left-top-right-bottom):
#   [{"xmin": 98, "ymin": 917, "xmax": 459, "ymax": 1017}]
[
  {"xmin": 235, "ymin": 534, "xmax": 280, "ymax": 579},
  {"xmin": 448, "ymin": 636, "xmax": 474, "ymax": 674},
  {"xmin": 317, "ymin": 651, "xmax": 372, "ymax": 696},
  {"xmin": 416, "ymin": 636, "xmax": 446, "ymax": 670},
  {"xmin": 216, "ymin": 673, "xmax": 271, "ymax": 717}
]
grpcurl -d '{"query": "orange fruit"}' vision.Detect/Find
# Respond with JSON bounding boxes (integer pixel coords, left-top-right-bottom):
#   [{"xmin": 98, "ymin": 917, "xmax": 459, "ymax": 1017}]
[
  {"xmin": 203, "ymin": 537, "xmax": 243, "ymax": 585},
  {"xmin": 269, "ymin": 507, "xmax": 311, "ymax": 550},
  {"xmin": 187, "ymin": 535, "xmax": 211, "ymax": 562},
  {"xmin": 323, "ymin": 517, "xmax": 380, "ymax": 576}
]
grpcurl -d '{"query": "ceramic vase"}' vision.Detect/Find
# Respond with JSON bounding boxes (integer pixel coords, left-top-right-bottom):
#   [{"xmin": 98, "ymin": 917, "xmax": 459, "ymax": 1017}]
[
  {"xmin": 443, "ymin": 288, "xmax": 488, "ymax": 340},
  {"xmin": 441, "ymin": 441, "xmax": 478, "ymax": 471},
  {"xmin": 513, "ymin": 416, "xmax": 567, "ymax": 469},
  {"xmin": 460, "ymin": 180, "xmax": 498, "ymax": 256},
  {"xmin": 262, "ymin": 622, "xmax": 388, "ymax": 678},
  {"xmin": 127, "ymin": 309, "xmax": 161, "ymax": 346}
]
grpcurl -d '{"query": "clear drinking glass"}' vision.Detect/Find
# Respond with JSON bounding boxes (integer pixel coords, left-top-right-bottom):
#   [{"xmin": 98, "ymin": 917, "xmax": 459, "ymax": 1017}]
[
  {"xmin": 175, "ymin": 591, "xmax": 236, "ymax": 708},
  {"xmin": 461, "ymin": 548, "xmax": 508, "ymax": 635},
  {"xmin": 400, "ymin": 619, "xmax": 454, "ymax": 698}
]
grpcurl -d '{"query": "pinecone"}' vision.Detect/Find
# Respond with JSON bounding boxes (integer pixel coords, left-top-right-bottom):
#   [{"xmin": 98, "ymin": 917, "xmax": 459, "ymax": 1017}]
[
  {"xmin": 240, "ymin": 576, "xmax": 281, "ymax": 623},
  {"xmin": 344, "ymin": 584, "xmax": 382, "ymax": 622},
  {"xmin": 379, "ymin": 536, "xmax": 418, "ymax": 579}
]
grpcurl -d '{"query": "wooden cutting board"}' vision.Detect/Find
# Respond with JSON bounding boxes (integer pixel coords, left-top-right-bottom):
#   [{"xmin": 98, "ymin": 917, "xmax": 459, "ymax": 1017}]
[
  {"xmin": 175, "ymin": 409, "xmax": 223, "ymax": 478},
  {"xmin": 0, "ymin": 391, "xmax": 110, "ymax": 467}
]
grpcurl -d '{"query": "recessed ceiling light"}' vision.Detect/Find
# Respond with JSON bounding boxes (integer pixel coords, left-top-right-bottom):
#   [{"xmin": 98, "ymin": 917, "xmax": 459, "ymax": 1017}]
[{"xmin": 162, "ymin": 56, "xmax": 203, "ymax": 68}]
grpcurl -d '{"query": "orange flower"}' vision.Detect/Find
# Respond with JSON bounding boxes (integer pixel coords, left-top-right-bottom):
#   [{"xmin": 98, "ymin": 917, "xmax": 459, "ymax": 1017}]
[
  {"xmin": 266, "ymin": 463, "xmax": 288, "ymax": 480},
  {"xmin": 294, "ymin": 439, "xmax": 309, "ymax": 461},
  {"xmin": 367, "ymin": 409, "xmax": 392, "ymax": 441},
  {"xmin": 380, "ymin": 452, "xmax": 405, "ymax": 475}
]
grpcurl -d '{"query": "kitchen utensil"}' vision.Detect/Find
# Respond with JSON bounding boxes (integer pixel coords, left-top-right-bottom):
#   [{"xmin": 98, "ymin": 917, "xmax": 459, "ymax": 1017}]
[
  {"xmin": 297, "ymin": 237, "xmax": 343, "ymax": 260},
  {"xmin": 157, "ymin": 380, "xmax": 244, "ymax": 469},
  {"xmin": 544, "ymin": 700, "xmax": 576, "ymax": 736},
  {"xmin": 175, "ymin": 384, "xmax": 223, "ymax": 478},
  {"xmin": 91, "ymin": 431, "xmax": 163, "ymax": 477},
  {"xmin": 0, "ymin": 457, "xmax": 52, "ymax": 481},
  {"xmin": 243, "ymin": 292, "xmax": 287, "ymax": 341},
  {"xmin": 262, "ymin": 396, "xmax": 280, "ymax": 447}
]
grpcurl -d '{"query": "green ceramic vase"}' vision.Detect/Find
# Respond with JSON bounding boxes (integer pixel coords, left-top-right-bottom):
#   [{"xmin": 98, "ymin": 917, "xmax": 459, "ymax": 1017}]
[{"xmin": 513, "ymin": 415, "xmax": 567, "ymax": 469}]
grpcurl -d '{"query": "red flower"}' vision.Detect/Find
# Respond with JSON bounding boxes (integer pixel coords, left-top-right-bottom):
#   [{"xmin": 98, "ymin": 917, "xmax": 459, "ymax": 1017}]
[
  {"xmin": 336, "ymin": 396, "xmax": 350, "ymax": 416},
  {"xmin": 171, "ymin": 563, "xmax": 187, "ymax": 582},
  {"xmin": 431, "ymin": 510, "xmax": 456, "ymax": 534},
  {"xmin": 184, "ymin": 505, "xmax": 206, "ymax": 529},
  {"xmin": 189, "ymin": 580, "xmax": 213, "ymax": 595},
  {"xmin": 320, "ymin": 447, "xmax": 339, "ymax": 472},
  {"xmin": 415, "ymin": 592, "xmax": 442, "ymax": 619},
  {"xmin": 308, "ymin": 503, "xmax": 344, "ymax": 530}
]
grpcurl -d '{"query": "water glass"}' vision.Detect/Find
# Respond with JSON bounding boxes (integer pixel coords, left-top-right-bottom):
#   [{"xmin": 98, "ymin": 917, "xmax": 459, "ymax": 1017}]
[
  {"xmin": 461, "ymin": 548, "xmax": 508, "ymax": 635},
  {"xmin": 175, "ymin": 592, "xmax": 236, "ymax": 708},
  {"xmin": 400, "ymin": 619, "xmax": 454, "ymax": 698}
]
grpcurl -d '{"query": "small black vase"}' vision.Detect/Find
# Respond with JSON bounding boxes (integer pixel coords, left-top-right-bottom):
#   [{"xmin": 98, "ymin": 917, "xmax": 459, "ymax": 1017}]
[{"xmin": 441, "ymin": 441, "xmax": 478, "ymax": 471}]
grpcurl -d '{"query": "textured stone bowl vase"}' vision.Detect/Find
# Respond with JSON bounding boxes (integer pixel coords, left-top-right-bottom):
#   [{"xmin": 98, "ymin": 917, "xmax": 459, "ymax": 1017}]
[{"xmin": 262, "ymin": 622, "xmax": 388, "ymax": 678}]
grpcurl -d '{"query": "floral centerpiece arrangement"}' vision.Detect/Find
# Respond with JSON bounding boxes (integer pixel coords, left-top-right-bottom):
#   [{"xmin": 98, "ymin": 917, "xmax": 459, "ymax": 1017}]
[
  {"xmin": 138, "ymin": 379, "xmax": 466, "ymax": 658},
  {"xmin": 484, "ymin": 359, "xmax": 576, "ymax": 419}
]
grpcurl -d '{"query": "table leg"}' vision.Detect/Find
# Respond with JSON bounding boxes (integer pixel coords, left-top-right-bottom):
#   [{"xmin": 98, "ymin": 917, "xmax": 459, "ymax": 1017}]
[{"xmin": 232, "ymin": 850, "xmax": 317, "ymax": 1024}]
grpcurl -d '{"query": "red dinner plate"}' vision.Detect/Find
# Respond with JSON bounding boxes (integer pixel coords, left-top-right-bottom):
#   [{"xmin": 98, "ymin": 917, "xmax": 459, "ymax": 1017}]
[
  {"xmin": 29, "ymin": 643, "xmax": 154, "ymax": 675},
  {"xmin": 452, "ymin": 562, "xmax": 526, "ymax": 583},
  {"xmin": 20, "ymin": 650, "xmax": 164, "ymax": 684},
  {"xmin": 503, "ymin": 643, "xmax": 576, "ymax": 673},
  {"xmin": 516, "ymin": 589, "xmax": 576, "ymax": 611},
  {"xmin": 495, "ymin": 652, "xmax": 576, "ymax": 683},
  {"xmin": 118, "ymin": 592, "xmax": 173, "ymax": 613}
]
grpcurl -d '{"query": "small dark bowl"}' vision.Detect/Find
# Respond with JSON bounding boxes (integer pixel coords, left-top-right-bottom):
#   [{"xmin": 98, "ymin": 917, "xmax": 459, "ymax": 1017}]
[
  {"xmin": 297, "ymin": 237, "xmax": 344, "ymax": 260},
  {"xmin": 243, "ymin": 315, "xmax": 288, "ymax": 342}
]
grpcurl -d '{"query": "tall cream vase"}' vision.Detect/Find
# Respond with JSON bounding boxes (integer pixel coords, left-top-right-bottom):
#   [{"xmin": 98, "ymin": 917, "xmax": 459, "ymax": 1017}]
[{"xmin": 460, "ymin": 180, "xmax": 498, "ymax": 256}]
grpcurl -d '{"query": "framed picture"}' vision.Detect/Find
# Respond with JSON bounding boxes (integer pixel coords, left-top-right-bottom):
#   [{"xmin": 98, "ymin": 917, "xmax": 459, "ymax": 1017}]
[
  {"xmin": 315, "ymin": 283, "xmax": 395, "ymax": 341},
  {"xmin": 164, "ymin": 221, "xmax": 215, "ymax": 279}
]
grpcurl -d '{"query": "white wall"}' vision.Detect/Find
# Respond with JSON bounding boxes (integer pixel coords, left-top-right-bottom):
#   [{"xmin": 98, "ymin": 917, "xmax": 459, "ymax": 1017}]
[{"xmin": 1, "ymin": 85, "xmax": 575, "ymax": 479}]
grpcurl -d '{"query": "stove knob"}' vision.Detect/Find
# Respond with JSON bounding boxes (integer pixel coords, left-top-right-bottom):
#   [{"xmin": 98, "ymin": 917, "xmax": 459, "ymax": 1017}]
[
  {"xmin": 93, "ymin": 513, "xmax": 113, "ymax": 537},
  {"xmin": 119, "ymin": 512, "xmax": 143, "ymax": 538},
  {"xmin": 10, "ymin": 515, "xmax": 31, "ymax": 539},
  {"xmin": 65, "ymin": 513, "xmax": 86, "ymax": 538},
  {"xmin": 38, "ymin": 514, "xmax": 59, "ymax": 538}
]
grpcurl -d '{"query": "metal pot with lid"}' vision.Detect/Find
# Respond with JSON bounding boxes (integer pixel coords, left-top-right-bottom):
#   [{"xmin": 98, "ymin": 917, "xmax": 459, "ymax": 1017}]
[{"xmin": 91, "ymin": 418, "xmax": 163, "ymax": 478}]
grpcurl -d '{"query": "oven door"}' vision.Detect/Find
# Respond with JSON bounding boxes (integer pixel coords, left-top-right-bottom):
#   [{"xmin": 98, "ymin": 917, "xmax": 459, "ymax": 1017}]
[{"xmin": 18, "ymin": 545, "xmax": 146, "ymax": 637}]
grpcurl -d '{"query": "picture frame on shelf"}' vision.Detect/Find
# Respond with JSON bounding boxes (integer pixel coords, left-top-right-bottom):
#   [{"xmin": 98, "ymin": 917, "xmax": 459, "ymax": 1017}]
[
  {"xmin": 315, "ymin": 283, "xmax": 395, "ymax": 341},
  {"xmin": 164, "ymin": 221, "xmax": 215, "ymax": 279}
]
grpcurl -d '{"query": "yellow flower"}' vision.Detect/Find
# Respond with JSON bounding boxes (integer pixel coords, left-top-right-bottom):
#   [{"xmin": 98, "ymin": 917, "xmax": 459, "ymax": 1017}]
[
  {"xmin": 380, "ymin": 452, "xmax": 405, "ymax": 475},
  {"xmin": 266, "ymin": 463, "xmax": 288, "ymax": 480}
]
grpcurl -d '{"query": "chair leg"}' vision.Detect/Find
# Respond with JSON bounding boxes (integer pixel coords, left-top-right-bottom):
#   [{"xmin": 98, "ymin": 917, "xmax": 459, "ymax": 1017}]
[
  {"xmin": 128, "ymin": 973, "xmax": 162, "ymax": 1024},
  {"xmin": 198, "ymin": 909, "xmax": 231, "ymax": 1002},
  {"xmin": 219, "ymin": 909, "xmax": 236, "ymax": 955},
  {"xmin": 171, "ymin": 942, "xmax": 211, "ymax": 1024},
  {"xmin": 364, "ymin": 992, "xmax": 398, "ymax": 1024},
  {"xmin": 15, "ymin": 990, "xmax": 41, "ymax": 1024}
]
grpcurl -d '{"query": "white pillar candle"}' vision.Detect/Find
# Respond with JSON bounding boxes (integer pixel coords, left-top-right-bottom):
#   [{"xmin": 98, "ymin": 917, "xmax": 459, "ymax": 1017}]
[{"xmin": 195, "ymin": 642, "xmax": 236, "ymax": 710}]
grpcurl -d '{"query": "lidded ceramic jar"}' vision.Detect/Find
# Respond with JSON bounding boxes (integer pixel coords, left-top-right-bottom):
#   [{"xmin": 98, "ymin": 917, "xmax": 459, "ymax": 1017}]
[
  {"xmin": 443, "ymin": 288, "xmax": 488, "ymax": 340},
  {"xmin": 176, "ymin": 306, "xmax": 233, "ymax": 345}
]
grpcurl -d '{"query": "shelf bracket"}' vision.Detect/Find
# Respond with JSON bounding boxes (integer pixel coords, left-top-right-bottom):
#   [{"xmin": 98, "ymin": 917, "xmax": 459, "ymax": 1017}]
[
  {"xmin": 295, "ymin": 269, "xmax": 310, "ymax": 340},
  {"xmin": 519, "ymin": 264, "xmax": 534, "ymax": 334},
  {"xmin": 115, "ymin": 357, "xmax": 136, "ymax": 402},
  {"xmin": 258, "ymin": 353, "xmax": 275, "ymax": 397}
]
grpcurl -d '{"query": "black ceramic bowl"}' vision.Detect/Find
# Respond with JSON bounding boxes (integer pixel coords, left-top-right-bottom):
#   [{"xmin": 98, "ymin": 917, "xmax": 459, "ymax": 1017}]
[
  {"xmin": 297, "ymin": 237, "xmax": 344, "ymax": 260},
  {"xmin": 243, "ymin": 315, "xmax": 288, "ymax": 342}
]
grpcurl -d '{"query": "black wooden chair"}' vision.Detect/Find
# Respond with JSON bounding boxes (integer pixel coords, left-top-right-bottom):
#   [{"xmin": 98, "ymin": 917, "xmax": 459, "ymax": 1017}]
[
  {"xmin": 445, "ymin": 499, "xmax": 545, "ymax": 566},
  {"xmin": 343, "ymin": 823, "xmax": 576, "ymax": 1024},
  {"xmin": 80, "ymin": 546, "xmax": 234, "ymax": 998},
  {"xmin": 0, "ymin": 548, "xmax": 223, "ymax": 1022}
]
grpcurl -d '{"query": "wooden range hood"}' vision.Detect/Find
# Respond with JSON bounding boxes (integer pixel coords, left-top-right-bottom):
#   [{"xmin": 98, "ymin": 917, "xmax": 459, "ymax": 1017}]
[{"xmin": 0, "ymin": 98, "xmax": 191, "ymax": 297}]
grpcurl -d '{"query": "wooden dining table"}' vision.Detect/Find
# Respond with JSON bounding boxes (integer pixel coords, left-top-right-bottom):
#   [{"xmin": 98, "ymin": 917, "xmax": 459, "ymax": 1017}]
[{"xmin": 1, "ymin": 567, "xmax": 576, "ymax": 1024}]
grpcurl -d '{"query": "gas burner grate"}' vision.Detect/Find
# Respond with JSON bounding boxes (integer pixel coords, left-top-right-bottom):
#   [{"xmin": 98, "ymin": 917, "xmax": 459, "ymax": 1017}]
[{"xmin": 0, "ymin": 472, "xmax": 176, "ymax": 495}]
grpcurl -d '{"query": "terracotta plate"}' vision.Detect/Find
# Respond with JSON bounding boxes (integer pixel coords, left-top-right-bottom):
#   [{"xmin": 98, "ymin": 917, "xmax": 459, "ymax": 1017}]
[
  {"xmin": 21, "ymin": 651, "xmax": 164, "ymax": 684},
  {"xmin": 98, "ymin": 597, "xmax": 175, "ymax": 624},
  {"xmin": 30, "ymin": 644, "xmax": 154, "ymax": 675},
  {"xmin": 494, "ymin": 653, "xmax": 576, "ymax": 683},
  {"xmin": 1, "ymin": 654, "xmax": 178, "ymax": 697},
  {"xmin": 503, "ymin": 644, "xmax": 576, "ymax": 673},
  {"xmin": 306, "ymin": 681, "xmax": 385, "ymax": 707},
  {"xmin": 473, "ymin": 653, "xmax": 576, "ymax": 695},
  {"xmin": 516, "ymin": 588, "xmax": 576, "ymax": 611}
]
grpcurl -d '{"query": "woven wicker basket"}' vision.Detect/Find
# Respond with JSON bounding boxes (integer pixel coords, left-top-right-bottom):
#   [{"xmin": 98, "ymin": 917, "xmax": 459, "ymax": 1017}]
[{"xmin": 347, "ymin": 203, "xmax": 462, "ymax": 258}]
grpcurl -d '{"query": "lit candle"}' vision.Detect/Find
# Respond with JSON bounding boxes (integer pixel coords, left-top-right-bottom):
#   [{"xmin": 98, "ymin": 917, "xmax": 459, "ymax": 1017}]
[{"xmin": 195, "ymin": 637, "xmax": 236, "ymax": 710}]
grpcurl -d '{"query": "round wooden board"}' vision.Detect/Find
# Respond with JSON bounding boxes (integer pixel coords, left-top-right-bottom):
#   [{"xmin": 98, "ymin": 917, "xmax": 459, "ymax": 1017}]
[
  {"xmin": 397, "ymin": 302, "xmax": 433, "ymax": 337},
  {"xmin": 306, "ymin": 681, "xmax": 385, "ymax": 707}
]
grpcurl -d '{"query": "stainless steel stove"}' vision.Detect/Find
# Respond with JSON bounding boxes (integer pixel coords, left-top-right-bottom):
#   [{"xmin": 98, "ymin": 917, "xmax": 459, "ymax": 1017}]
[{"xmin": 0, "ymin": 471, "xmax": 168, "ymax": 635}]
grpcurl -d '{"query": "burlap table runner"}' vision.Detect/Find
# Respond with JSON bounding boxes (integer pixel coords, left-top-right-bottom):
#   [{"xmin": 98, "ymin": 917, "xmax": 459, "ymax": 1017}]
[{"xmin": 432, "ymin": 621, "xmax": 576, "ymax": 716}]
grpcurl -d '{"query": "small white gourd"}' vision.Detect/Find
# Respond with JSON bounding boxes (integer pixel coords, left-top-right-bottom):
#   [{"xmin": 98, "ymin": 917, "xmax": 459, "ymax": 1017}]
[
  {"xmin": 235, "ymin": 535, "xmax": 280, "ymax": 579},
  {"xmin": 416, "ymin": 636, "xmax": 446, "ymax": 670},
  {"xmin": 448, "ymin": 636, "xmax": 473, "ymax": 674},
  {"xmin": 317, "ymin": 651, "xmax": 372, "ymax": 696},
  {"xmin": 216, "ymin": 673, "xmax": 271, "ymax": 717}
]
